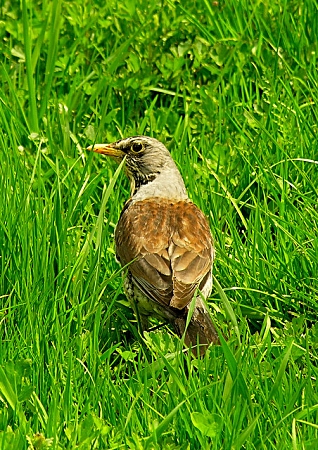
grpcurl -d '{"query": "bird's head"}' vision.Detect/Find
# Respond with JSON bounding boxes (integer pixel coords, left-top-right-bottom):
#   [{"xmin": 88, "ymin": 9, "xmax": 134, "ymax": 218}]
[{"xmin": 87, "ymin": 136, "xmax": 180, "ymax": 194}]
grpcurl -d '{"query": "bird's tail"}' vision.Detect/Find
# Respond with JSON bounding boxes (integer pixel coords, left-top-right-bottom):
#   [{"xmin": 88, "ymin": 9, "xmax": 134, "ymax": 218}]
[{"xmin": 174, "ymin": 297, "xmax": 219, "ymax": 356}]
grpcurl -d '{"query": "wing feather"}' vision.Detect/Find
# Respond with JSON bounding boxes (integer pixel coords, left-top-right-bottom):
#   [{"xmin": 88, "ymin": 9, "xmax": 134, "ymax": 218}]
[{"xmin": 115, "ymin": 198, "xmax": 214, "ymax": 310}]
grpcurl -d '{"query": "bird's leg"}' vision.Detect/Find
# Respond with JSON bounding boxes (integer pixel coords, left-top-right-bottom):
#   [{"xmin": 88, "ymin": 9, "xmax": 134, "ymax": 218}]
[
  {"xmin": 123, "ymin": 274, "xmax": 150, "ymax": 334},
  {"xmin": 135, "ymin": 308, "xmax": 150, "ymax": 334}
]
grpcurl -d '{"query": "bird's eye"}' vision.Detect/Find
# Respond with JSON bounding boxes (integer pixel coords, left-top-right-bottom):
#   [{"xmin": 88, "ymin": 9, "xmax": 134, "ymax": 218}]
[{"xmin": 131, "ymin": 142, "xmax": 143, "ymax": 153}]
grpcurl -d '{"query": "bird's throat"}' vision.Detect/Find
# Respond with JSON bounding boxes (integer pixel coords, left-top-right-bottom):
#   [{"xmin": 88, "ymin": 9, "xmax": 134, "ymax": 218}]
[
  {"xmin": 130, "ymin": 173, "xmax": 158, "ymax": 196},
  {"xmin": 129, "ymin": 168, "xmax": 189, "ymax": 203}
]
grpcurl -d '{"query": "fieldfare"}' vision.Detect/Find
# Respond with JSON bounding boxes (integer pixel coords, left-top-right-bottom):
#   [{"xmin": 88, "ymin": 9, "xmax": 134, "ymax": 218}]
[{"xmin": 88, "ymin": 136, "xmax": 219, "ymax": 355}]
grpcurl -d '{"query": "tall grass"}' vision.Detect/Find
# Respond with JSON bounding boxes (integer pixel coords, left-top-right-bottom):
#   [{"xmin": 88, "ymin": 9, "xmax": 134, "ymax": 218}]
[{"xmin": 0, "ymin": 0, "xmax": 317, "ymax": 448}]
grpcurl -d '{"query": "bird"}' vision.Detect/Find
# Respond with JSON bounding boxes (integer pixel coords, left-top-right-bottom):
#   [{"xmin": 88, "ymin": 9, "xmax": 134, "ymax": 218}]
[{"xmin": 87, "ymin": 136, "xmax": 219, "ymax": 355}]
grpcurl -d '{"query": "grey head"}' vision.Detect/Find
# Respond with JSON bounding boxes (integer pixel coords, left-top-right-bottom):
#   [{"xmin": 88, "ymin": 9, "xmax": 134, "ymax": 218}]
[{"xmin": 88, "ymin": 135, "xmax": 188, "ymax": 201}]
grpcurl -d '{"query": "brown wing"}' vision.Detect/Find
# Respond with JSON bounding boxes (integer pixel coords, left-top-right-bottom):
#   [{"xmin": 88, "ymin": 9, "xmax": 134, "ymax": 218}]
[{"xmin": 115, "ymin": 198, "xmax": 214, "ymax": 310}]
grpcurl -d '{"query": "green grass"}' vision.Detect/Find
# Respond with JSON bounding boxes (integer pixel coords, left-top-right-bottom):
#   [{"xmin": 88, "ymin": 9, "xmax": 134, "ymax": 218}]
[{"xmin": 0, "ymin": 0, "xmax": 318, "ymax": 448}]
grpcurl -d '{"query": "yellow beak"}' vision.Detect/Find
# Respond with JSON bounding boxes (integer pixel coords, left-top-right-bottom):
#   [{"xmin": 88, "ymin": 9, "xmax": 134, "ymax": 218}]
[{"xmin": 86, "ymin": 144, "xmax": 125, "ymax": 159}]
